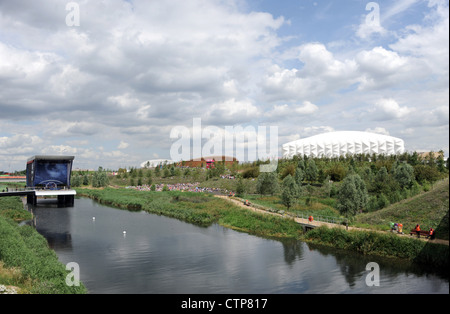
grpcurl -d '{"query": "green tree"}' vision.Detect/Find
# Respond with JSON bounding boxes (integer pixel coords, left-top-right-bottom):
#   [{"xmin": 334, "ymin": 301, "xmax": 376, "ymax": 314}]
[
  {"xmin": 393, "ymin": 162, "xmax": 414, "ymax": 188},
  {"xmin": 154, "ymin": 165, "xmax": 161, "ymax": 176},
  {"xmin": 281, "ymin": 175, "xmax": 300, "ymax": 210},
  {"xmin": 71, "ymin": 175, "xmax": 81, "ymax": 188},
  {"xmin": 236, "ymin": 178, "xmax": 246, "ymax": 197},
  {"xmin": 82, "ymin": 174, "xmax": 90, "ymax": 186},
  {"xmin": 305, "ymin": 159, "xmax": 318, "ymax": 183},
  {"xmin": 256, "ymin": 172, "xmax": 279, "ymax": 195},
  {"xmin": 163, "ymin": 168, "xmax": 171, "ymax": 178},
  {"xmin": 92, "ymin": 167, "xmax": 109, "ymax": 188},
  {"xmin": 337, "ymin": 173, "xmax": 368, "ymax": 217},
  {"xmin": 294, "ymin": 167, "xmax": 304, "ymax": 187},
  {"xmin": 437, "ymin": 151, "xmax": 446, "ymax": 172}
]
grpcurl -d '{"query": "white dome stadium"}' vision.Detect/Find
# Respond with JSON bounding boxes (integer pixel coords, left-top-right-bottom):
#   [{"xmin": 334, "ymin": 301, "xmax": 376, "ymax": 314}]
[{"xmin": 282, "ymin": 131, "xmax": 405, "ymax": 159}]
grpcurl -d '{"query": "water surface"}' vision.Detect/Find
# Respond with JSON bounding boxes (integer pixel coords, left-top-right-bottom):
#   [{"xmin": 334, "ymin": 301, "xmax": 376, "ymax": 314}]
[{"xmin": 31, "ymin": 198, "xmax": 449, "ymax": 294}]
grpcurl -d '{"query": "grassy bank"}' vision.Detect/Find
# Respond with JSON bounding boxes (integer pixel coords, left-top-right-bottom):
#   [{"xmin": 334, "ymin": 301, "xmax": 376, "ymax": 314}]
[
  {"xmin": 354, "ymin": 178, "xmax": 449, "ymax": 239},
  {"xmin": 76, "ymin": 187, "xmax": 303, "ymax": 239},
  {"xmin": 0, "ymin": 197, "xmax": 87, "ymax": 294},
  {"xmin": 302, "ymin": 226, "xmax": 448, "ymax": 275}
]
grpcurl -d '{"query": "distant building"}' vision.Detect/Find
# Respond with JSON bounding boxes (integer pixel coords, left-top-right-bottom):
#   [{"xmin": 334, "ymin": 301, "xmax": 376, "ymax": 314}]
[
  {"xmin": 282, "ymin": 131, "xmax": 405, "ymax": 159},
  {"xmin": 417, "ymin": 151, "xmax": 444, "ymax": 160},
  {"xmin": 181, "ymin": 156, "xmax": 238, "ymax": 168},
  {"xmin": 26, "ymin": 155, "xmax": 75, "ymax": 189}
]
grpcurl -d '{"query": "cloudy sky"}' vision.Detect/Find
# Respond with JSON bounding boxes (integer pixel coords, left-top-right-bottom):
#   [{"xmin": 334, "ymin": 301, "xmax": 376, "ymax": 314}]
[{"xmin": 0, "ymin": 0, "xmax": 448, "ymax": 171}]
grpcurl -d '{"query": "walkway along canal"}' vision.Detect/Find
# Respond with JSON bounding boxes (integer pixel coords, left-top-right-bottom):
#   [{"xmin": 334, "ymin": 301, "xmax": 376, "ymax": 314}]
[
  {"xmin": 216, "ymin": 195, "xmax": 449, "ymax": 246},
  {"xmin": 30, "ymin": 197, "xmax": 448, "ymax": 294}
]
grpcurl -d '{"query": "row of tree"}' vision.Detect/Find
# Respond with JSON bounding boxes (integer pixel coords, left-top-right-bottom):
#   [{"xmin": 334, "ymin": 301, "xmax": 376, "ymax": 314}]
[
  {"xmin": 71, "ymin": 167, "xmax": 109, "ymax": 188},
  {"xmin": 251, "ymin": 152, "xmax": 449, "ymax": 218}
]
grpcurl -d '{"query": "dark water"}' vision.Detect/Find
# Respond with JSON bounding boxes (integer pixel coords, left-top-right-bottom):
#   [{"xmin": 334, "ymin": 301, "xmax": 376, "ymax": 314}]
[{"xmin": 30, "ymin": 198, "xmax": 448, "ymax": 294}]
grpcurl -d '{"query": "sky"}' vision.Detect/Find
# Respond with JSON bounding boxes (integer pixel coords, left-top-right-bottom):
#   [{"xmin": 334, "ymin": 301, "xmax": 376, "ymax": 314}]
[{"xmin": 0, "ymin": 0, "xmax": 448, "ymax": 171}]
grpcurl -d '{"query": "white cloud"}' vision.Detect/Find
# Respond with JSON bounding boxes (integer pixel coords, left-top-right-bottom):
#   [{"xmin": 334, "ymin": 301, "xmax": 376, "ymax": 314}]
[
  {"xmin": 118, "ymin": 141, "xmax": 129, "ymax": 150},
  {"xmin": 265, "ymin": 101, "xmax": 319, "ymax": 119},
  {"xmin": 371, "ymin": 98, "xmax": 414, "ymax": 120},
  {"xmin": 365, "ymin": 127, "xmax": 391, "ymax": 136},
  {"xmin": 0, "ymin": 0, "xmax": 448, "ymax": 169}
]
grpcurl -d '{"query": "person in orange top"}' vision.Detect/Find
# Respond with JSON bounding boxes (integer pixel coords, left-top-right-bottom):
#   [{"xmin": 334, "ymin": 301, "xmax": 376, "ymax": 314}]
[
  {"xmin": 415, "ymin": 224, "xmax": 421, "ymax": 238},
  {"xmin": 428, "ymin": 228, "xmax": 435, "ymax": 240}
]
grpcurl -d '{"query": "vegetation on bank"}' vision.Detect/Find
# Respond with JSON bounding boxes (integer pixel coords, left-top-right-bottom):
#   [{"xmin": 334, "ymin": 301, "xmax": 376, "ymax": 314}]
[
  {"xmin": 76, "ymin": 188, "xmax": 303, "ymax": 239},
  {"xmin": 0, "ymin": 197, "xmax": 87, "ymax": 294},
  {"xmin": 303, "ymin": 226, "xmax": 448, "ymax": 275},
  {"xmin": 354, "ymin": 178, "xmax": 449, "ymax": 239}
]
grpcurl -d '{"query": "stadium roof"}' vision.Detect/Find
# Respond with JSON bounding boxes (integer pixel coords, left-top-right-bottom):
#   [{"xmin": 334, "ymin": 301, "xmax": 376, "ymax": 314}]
[{"xmin": 282, "ymin": 131, "xmax": 405, "ymax": 158}]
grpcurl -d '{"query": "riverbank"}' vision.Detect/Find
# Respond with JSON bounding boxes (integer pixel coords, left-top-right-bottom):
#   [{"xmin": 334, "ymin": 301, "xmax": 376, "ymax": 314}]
[
  {"xmin": 0, "ymin": 196, "xmax": 87, "ymax": 294},
  {"xmin": 76, "ymin": 187, "xmax": 303, "ymax": 239},
  {"xmin": 77, "ymin": 187, "xmax": 449, "ymax": 276}
]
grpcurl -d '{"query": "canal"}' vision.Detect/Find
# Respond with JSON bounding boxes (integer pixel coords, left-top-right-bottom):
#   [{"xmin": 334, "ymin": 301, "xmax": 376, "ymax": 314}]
[{"xmin": 30, "ymin": 198, "xmax": 448, "ymax": 294}]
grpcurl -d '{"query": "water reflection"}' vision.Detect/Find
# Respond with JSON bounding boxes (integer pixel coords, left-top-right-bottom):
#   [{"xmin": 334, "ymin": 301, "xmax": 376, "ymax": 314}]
[{"xmin": 28, "ymin": 198, "xmax": 448, "ymax": 294}]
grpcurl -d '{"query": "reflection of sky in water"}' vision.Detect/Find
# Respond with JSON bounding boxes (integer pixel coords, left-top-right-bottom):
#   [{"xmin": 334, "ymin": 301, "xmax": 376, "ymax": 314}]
[
  {"xmin": 35, "ymin": 162, "xmax": 68, "ymax": 185},
  {"xmin": 32, "ymin": 198, "xmax": 450, "ymax": 294}
]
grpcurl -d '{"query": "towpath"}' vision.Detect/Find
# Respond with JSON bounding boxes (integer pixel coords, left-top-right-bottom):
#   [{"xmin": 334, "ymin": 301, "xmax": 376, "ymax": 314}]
[{"xmin": 214, "ymin": 195, "xmax": 449, "ymax": 246}]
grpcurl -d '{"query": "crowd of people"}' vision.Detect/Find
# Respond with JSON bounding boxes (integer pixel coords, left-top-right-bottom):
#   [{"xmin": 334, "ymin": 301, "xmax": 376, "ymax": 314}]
[
  {"xmin": 127, "ymin": 183, "xmax": 226, "ymax": 194},
  {"xmin": 391, "ymin": 221, "xmax": 436, "ymax": 240}
]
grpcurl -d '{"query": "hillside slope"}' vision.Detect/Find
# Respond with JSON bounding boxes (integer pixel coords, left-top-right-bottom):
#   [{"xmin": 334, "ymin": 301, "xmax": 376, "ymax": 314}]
[{"xmin": 355, "ymin": 178, "xmax": 449, "ymax": 240}]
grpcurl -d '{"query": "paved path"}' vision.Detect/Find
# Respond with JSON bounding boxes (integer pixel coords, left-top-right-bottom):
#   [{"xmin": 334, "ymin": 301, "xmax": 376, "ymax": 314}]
[{"xmin": 215, "ymin": 195, "xmax": 449, "ymax": 246}]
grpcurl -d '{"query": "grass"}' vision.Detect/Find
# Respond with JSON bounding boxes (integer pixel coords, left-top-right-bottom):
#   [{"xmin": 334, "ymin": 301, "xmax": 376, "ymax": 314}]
[
  {"xmin": 245, "ymin": 194, "xmax": 341, "ymax": 221},
  {"xmin": 354, "ymin": 178, "xmax": 449, "ymax": 239},
  {"xmin": 0, "ymin": 196, "xmax": 32, "ymax": 222},
  {"xmin": 76, "ymin": 187, "xmax": 304, "ymax": 239},
  {"xmin": 0, "ymin": 196, "xmax": 87, "ymax": 294}
]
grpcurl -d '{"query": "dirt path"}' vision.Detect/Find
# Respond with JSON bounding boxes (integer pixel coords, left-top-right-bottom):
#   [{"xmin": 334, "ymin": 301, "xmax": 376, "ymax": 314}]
[{"xmin": 215, "ymin": 195, "xmax": 449, "ymax": 246}]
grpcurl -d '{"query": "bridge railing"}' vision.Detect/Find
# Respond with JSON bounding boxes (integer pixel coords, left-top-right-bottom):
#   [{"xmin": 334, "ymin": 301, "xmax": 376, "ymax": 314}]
[
  {"xmin": 295, "ymin": 212, "xmax": 346, "ymax": 225},
  {"xmin": 1, "ymin": 187, "xmax": 73, "ymax": 193}
]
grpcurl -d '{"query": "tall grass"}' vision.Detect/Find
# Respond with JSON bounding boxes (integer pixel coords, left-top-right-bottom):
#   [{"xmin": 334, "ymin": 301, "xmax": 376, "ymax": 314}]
[
  {"xmin": 354, "ymin": 178, "xmax": 449, "ymax": 239},
  {"xmin": 0, "ymin": 216, "xmax": 87, "ymax": 294},
  {"xmin": 0, "ymin": 196, "xmax": 32, "ymax": 222}
]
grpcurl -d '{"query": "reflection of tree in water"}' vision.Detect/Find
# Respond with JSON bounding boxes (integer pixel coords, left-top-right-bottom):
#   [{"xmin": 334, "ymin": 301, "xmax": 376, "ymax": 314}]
[
  {"xmin": 305, "ymin": 242, "xmax": 425, "ymax": 289},
  {"xmin": 413, "ymin": 211, "xmax": 449, "ymax": 279},
  {"xmin": 280, "ymin": 239, "xmax": 304, "ymax": 265}
]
